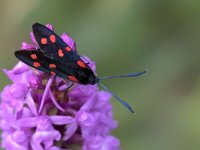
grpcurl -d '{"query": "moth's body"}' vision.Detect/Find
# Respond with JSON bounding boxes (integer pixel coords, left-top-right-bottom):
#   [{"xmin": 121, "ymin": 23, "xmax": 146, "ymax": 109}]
[{"xmin": 15, "ymin": 23, "xmax": 97, "ymax": 85}]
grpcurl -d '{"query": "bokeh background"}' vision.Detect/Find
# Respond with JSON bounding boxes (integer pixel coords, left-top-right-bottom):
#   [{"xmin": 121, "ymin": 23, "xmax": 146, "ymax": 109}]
[{"xmin": 1, "ymin": 0, "xmax": 200, "ymax": 150}]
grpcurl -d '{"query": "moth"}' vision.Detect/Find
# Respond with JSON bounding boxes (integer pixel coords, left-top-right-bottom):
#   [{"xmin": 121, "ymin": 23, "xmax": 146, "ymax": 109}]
[{"xmin": 15, "ymin": 23, "xmax": 146, "ymax": 114}]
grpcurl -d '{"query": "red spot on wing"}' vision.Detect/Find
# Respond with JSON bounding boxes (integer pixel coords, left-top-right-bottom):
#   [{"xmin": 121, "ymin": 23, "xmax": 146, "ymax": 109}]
[
  {"xmin": 65, "ymin": 47, "xmax": 71, "ymax": 52},
  {"xmin": 68, "ymin": 75, "xmax": 78, "ymax": 82},
  {"xmin": 41, "ymin": 38, "xmax": 47, "ymax": 44},
  {"xmin": 50, "ymin": 71, "xmax": 56, "ymax": 75},
  {"xmin": 77, "ymin": 60, "xmax": 87, "ymax": 68},
  {"xmin": 33, "ymin": 62, "xmax": 41, "ymax": 68},
  {"xmin": 31, "ymin": 54, "xmax": 37, "ymax": 59},
  {"xmin": 58, "ymin": 49, "xmax": 64, "ymax": 57},
  {"xmin": 50, "ymin": 35, "xmax": 56, "ymax": 43},
  {"xmin": 49, "ymin": 64, "xmax": 56, "ymax": 68}
]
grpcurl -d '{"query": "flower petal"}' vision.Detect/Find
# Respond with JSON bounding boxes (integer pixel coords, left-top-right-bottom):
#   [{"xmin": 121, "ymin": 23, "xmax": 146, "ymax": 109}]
[
  {"xmin": 3, "ymin": 62, "xmax": 29, "ymax": 83},
  {"xmin": 61, "ymin": 33, "xmax": 76, "ymax": 51},
  {"xmin": 26, "ymin": 91, "xmax": 38, "ymax": 116},
  {"xmin": 31, "ymin": 130, "xmax": 61, "ymax": 150},
  {"xmin": 63, "ymin": 123, "xmax": 78, "ymax": 141},
  {"xmin": 83, "ymin": 135, "xmax": 120, "ymax": 150},
  {"xmin": 81, "ymin": 56, "xmax": 96, "ymax": 73},
  {"xmin": 15, "ymin": 117, "xmax": 37, "ymax": 128},
  {"xmin": 49, "ymin": 116, "xmax": 75, "ymax": 125},
  {"xmin": 45, "ymin": 24, "xmax": 54, "ymax": 30},
  {"xmin": 77, "ymin": 111, "xmax": 96, "ymax": 127},
  {"xmin": 21, "ymin": 42, "xmax": 35, "ymax": 50}
]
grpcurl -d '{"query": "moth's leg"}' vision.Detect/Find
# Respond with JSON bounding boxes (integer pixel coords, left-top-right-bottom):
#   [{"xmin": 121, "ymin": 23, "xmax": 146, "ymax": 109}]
[
  {"xmin": 66, "ymin": 82, "xmax": 74, "ymax": 90},
  {"xmin": 58, "ymin": 80, "xmax": 73, "ymax": 91},
  {"xmin": 63, "ymin": 81, "xmax": 74, "ymax": 101}
]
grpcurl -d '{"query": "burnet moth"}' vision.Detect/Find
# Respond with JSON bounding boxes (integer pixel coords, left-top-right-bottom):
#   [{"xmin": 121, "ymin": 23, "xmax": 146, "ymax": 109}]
[{"xmin": 15, "ymin": 23, "xmax": 146, "ymax": 114}]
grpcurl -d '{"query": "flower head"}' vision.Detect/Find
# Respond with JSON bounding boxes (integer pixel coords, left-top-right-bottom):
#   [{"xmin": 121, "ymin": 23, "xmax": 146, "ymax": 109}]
[{"xmin": 0, "ymin": 24, "xmax": 120, "ymax": 150}]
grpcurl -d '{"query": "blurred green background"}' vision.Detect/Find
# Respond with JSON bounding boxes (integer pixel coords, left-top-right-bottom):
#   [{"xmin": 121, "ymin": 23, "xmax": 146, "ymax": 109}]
[{"xmin": 1, "ymin": 0, "xmax": 200, "ymax": 150}]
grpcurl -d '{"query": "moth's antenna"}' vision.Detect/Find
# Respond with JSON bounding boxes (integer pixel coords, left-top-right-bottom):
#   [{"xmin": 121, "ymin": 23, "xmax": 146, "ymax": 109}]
[
  {"xmin": 98, "ymin": 82, "xmax": 135, "ymax": 114},
  {"xmin": 100, "ymin": 70, "xmax": 147, "ymax": 81},
  {"xmin": 98, "ymin": 70, "xmax": 147, "ymax": 114}
]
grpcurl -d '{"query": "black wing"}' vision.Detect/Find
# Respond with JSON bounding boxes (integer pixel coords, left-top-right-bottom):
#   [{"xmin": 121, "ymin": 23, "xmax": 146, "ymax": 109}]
[
  {"xmin": 15, "ymin": 50, "xmax": 75, "ymax": 80},
  {"xmin": 32, "ymin": 23, "xmax": 81, "ymax": 65}
]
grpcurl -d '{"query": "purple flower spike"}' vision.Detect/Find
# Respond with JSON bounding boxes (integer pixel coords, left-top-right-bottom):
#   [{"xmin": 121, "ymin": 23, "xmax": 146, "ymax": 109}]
[{"xmin": 0, "ymin": 24, "xmax": 120, "ymax": 150}]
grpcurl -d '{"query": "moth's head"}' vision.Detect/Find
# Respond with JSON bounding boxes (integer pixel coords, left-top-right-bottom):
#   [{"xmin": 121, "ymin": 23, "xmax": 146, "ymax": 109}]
[
  {"xmin": 87, "ymin": 74, "xmax": 98, "ymax": 85},
  {"xmin": 77, "ymin": 68, "xmax": 97, "ymax": 85}
]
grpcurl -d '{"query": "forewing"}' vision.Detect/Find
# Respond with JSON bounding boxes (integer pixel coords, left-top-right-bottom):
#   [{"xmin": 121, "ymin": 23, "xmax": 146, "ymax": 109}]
[
  {"xmin": 32, "ymin": 23, "xmax": 80, "ymax": 64},
  {"xmin": 15, "ymin": 50, "xmax": 69, "ymax": 79},
  {"xmin": 30, "ymin": 23, "xmax": 96, "ymax": 84}
]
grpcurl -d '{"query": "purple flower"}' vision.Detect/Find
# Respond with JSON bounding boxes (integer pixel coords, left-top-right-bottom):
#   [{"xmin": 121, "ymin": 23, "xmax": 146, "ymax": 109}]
[{"xmin": 0, "ymin": 24, "xmax": 120, "ymax": 150}]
